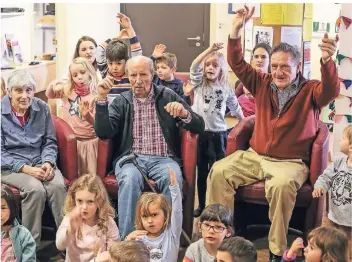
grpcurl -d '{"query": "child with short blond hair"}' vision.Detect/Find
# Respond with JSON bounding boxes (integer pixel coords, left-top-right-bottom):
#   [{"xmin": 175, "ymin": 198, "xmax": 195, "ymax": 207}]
[{"xmin": 109, "ymin": 240, "xmax": 149, "ymax": 262}]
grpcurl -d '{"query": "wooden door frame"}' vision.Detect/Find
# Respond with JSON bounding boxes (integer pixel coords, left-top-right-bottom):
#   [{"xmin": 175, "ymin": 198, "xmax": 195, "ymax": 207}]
[{"xmin": 120, "ymin": 3, "xmax": 210, "ymax": 51}]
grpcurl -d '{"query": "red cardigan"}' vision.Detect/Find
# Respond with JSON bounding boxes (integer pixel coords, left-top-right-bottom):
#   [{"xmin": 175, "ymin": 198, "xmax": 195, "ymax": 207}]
[{"xmin": 228, "ymin": 37, "xmax": 339, "ymax": 163}]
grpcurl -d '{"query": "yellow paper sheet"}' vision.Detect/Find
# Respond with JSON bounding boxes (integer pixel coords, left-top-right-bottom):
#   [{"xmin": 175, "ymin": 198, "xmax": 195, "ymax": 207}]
[
  {"xmin": 283, "ymin": 3, "xmax": 304, "ymax": 25},
  {"xmin": 304, "ymin": 3, "xmax": 313, "ymax": 18},
  {"xmin": 261, "ymin": 4, "xmax": 283, "ymax": 25},
  {"xmin": 303, "ymin": 18, "xmax": 313, "ymax": 41}
]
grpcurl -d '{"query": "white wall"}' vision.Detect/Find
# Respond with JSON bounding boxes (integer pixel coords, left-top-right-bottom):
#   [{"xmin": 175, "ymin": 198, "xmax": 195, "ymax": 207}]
[
  {"xmin": 310, "ymin": 3, "xmax": 341, "ymax": 80},
  {"xmin": 56, "ymin": 3, "xmax": 120, "ymax": 77}
]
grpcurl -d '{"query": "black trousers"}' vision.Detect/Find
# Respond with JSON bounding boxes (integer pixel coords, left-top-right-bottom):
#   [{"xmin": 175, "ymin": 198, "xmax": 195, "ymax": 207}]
[{"xmin": 197, "ymin": 130, "xmax": 228, "ymax": 208}]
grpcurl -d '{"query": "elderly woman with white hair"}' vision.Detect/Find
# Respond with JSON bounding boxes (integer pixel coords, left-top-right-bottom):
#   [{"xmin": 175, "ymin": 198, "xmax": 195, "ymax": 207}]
[{"xmin": 1, "ymin": 69, "xmax": 66, "ymax": 247}]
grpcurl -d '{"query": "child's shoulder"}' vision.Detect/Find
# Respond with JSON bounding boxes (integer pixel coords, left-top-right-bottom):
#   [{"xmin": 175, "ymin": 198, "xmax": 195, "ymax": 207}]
[{"xmin": 332, "ymin": 156, "xmax": 348, "ymax": 168}]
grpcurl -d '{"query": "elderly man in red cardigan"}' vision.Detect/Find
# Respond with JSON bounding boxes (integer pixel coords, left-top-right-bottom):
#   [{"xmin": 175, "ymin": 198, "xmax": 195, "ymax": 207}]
[{"xmin": 207, "ymin": 6, "xmax": 340, "ymax": 262}]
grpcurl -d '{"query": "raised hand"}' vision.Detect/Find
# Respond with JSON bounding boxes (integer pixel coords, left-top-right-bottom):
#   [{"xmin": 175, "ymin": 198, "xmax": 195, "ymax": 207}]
[
  {"xmin": 231, "ymin": 5, "xmax": 255, "ymax": 38},
  {"xmin": 97, "ymin": 75, "xmax": 114, "ymax": 100},
  {"xmin": 164, "ymin": 101, "xmax": 189, "ymax": 118},
  {"xmin": 183, "ymin": 81, "xmax": 193, "ymax": 96},
  {"xmin": 319, "ymin": 33, "xmax": 339, "ymax": 63},
  {"xmin": 52, "ymin": 83, "xmax": 65, "ymax": 98},
  {"xmin": 126, "ymin": 230, "xmax": 148, "ymax": 240},
  {"xmin": 168, "ymin": 166, "xmax": 177, "ymax": 186},
  {"xmin": 117, "ymin": 13, "xmax": 132, "ymax": 29},
  {"xmin": 117, "ymin": 29, "xmax": 129, "ymax": 39},
  {"xmin": 152, "ymin": 44, "xmax": 166, "ymax": 59},
  {"xmin": 312, "ymin": 188, "xmax": 324, "ymax": 198},
  {"xmin": 68, "ymin": 207, "xmax": 83, "ymax": 235},
  {"xmin": 95, "ymin": 247, "xmax": 111, "ymax": 262},
  {"xmin": 79, "ymin": 100, "xmax": 90, "ymax": 118},
  {"xmin": 210, "ymin": 43, "xmax": 224, "ymax": 52},
  {"xmin": 287, "ymin": 238, "xmax": 304, "ymax": 258}
]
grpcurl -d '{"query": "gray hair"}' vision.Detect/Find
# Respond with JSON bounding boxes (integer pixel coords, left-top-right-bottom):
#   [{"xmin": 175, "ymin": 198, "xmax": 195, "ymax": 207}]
[
  {"xmin": 125, "ymin": 55, "xmax": 155, "ymax": 76},
  {"xmin": 271, "ymin": 42, "xmax": 301, "ymax": 65},
  {"xmin": 7, "ymin": 69, "xmax": 36, "ymax": 93}
]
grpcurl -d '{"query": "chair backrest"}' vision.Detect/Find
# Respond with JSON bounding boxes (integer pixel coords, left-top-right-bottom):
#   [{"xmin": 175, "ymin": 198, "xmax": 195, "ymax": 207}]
[{"xmin": 174, "ymin": 72, "xmax": 190, "ymax": 83}]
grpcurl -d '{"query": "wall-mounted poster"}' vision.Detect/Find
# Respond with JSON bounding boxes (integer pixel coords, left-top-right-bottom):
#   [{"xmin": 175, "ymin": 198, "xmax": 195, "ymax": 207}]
[
  {"xmin": 281, "ymin": 26, "xmax": 303, "ymax": 49},
  {"xmin": 303, "ymin": 41, "xmax": 311, "ymax": 79},
  {"xmin": 253, "ymin": 26, "xmax": 273, "ymax": 47}
]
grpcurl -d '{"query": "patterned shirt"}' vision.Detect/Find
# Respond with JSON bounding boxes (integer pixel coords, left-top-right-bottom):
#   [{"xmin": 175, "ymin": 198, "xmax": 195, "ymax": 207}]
[
  {"xmin": 1, "ymin": 236, "xmax": 16, "ymax": 262},
  {"xmin": 270, "ymin": 77, "xmax": 301, "ymax": 112},
  {"xmin": 131, "ymin": 88, "xmax": 170, "ymax": 157}
]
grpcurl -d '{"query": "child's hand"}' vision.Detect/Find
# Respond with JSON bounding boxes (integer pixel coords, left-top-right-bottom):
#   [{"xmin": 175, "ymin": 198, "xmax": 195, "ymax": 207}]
[
  {"xmin": 79, "ymin": 100, "xmax": 90, "ymax": 118},
  {"xmin": 52, "ymin": 83, "xmax": 64, "ymax": 98},
  {"xmin": 152, "ymin": 44, "xmax": 166, "ymax": 59},
  {"xmin": 168, "ymin": 166, "xmax": 178, "ymax": 186},
  {"xmin": 68, "ymin": 207, "xmax": 83, "ymax": 235},
  {"xmin": 287, "ymin": 238, "xmax": 304, "ymax": 258},
  {"xmin": 126, "ymin": 230, "xmax": 148, "ymax": 241},
  {"xmin": 312, "ymin": 188, "xmax": 324, "ymax": 198},
  {"xmin": 183, "ymin": 81, "xmax": 193, "ymax": 96},
  {"xmin": 95, "ymin": 248, "xmax": 111, "ymax": 262},
  {"xmin": 117, "ymin": 29, "xmax": 129, "ymax": 39},
  {"xmin": 97, "ymin": 76, "xmax": 114, "ymax": 100},
  {"xmin": 210, "ymin": 43, "xmax": 224, "ymax": 51},
  {"xmin": 117, "ymin": 13, "xmax": 132, "ymax": 29}
]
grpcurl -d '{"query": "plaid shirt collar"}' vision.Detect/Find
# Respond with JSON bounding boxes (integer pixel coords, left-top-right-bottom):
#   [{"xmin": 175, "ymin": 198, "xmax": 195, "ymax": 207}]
[
  {"xmin": 132, "ymin": 85, "xmax": 155, "ymax": 103},
  {"xmin": 270, "ymin": 75, "xmax": 300, "ymax": 93}
]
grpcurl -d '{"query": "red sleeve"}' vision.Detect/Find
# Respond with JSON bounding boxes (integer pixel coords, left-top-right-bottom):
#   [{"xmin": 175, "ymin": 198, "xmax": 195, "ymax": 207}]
[{"xmin": 227, "ymin": 37, "xmax": 271, "ymax": 97}]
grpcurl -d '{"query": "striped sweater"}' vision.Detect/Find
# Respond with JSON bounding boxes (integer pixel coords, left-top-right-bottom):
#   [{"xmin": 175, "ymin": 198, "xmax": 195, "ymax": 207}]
[{"xmin": 96, "ymin": 37, "xmax": 142, "ymax": 85}]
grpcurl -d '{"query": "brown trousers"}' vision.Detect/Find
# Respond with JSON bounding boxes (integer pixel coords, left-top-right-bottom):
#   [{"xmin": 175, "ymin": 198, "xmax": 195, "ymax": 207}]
[{"xmin": 207, "ymin": 148, "xmax": 308, "ymax": 256}]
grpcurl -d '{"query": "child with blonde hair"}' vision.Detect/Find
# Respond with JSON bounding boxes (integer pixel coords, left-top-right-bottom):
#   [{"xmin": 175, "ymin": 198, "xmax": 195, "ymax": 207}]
[
  {"xmin": 46, "ymin": 57, "xmax": 99, "ymax": 175},
  {"xmin": 56, "ymin": 174, "xmax": 119, "ymax": 262},
  {"xmin": 187, "ymin": 43, "xmax": 244, "ymax": 217},
  {"xmin": 282, "ymin": 227, "xmax": 349, "ymax": 262},
  {"xmin": 312, "ymin": 124, "xmax": 352, "ymax": 259},
  {"xmin": 126, "ymin": 168, "xmax": 182, "ymax": 262},
  {"xmin": 109, "ymin": 240, "xmax": 150, "ymax": 262}
]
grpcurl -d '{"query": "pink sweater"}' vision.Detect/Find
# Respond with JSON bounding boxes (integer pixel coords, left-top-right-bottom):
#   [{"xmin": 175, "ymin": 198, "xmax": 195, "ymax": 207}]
[
  {"xmin": 56, "ymin": 216, "xmax": 120, "ymax": 262},
  {"xmin": 46, "ymin": 82, "xmax": 96, "ymax": 139}
]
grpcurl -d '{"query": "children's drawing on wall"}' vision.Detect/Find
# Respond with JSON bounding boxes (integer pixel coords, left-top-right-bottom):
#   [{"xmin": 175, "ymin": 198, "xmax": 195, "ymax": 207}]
[
  {"xmin": 253, "ymin": 26, "xmax": 273, "ymax": 47},
  {"xmin": 313, "ymin": 21, "xmax": 331, "ymax": 33}
]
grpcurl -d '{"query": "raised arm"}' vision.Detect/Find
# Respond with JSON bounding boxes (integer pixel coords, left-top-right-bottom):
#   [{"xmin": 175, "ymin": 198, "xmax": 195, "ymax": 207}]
[
  {"xmin": 94, "ymin": 76, "xmax": 122, "ymax": 139},
  {"xmin": 168, "ymin": 167, "xmax": 183, "ymax": 239},
  {"xmin": 190, "ymin": 43, "xmax": 224, "ymax": 89},
  {"xmin": 117, "ymin": 13, "xmax": 142, "ymax": 57},
  {"xmin": 312, "ymin": 33, "xmax": 340, "ymax": 107},
  {"xmin": 228, "ymin": 5, "xmax": 270, "ymax": 96}
]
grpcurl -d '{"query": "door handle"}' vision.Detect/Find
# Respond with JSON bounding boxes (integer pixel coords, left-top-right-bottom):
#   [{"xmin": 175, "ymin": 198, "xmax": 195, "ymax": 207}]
[{"xmin": 187, "ymin": 36, "xmax": 201, "ymax": 41}]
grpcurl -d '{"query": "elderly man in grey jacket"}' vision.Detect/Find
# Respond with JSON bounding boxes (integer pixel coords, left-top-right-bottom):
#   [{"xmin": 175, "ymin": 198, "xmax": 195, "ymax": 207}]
[{"xmin": 1, "ymin": 70, "xmax": 66, "ymax": 246}]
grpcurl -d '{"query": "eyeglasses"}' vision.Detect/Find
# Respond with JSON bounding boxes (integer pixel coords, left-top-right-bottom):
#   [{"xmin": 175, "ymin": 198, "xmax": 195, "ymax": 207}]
[{"xmin": 200, "ymin": 222, "xmax": 227, "ymax": 233}]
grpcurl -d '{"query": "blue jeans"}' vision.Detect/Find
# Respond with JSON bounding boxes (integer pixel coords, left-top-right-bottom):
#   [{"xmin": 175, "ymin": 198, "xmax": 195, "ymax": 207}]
[{"xmin": 115, "ymin": 154, "xmax": 183, "ymax": 239}]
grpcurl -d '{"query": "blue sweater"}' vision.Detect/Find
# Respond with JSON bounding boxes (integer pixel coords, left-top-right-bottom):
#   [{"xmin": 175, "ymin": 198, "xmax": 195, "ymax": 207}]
[{"xmin": 1, "ymin": 219, "xmax": 36, "ymax": 261}]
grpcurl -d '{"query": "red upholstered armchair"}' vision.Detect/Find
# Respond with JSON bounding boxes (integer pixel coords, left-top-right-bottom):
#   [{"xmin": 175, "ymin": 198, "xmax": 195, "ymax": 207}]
[
  {"xmin": 227, "ymin": 115, "xmax": 328, "ymax": 239},
  {"xmin": 96, "ymin": 129, "xmax": 198, "ymax": 246}
]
